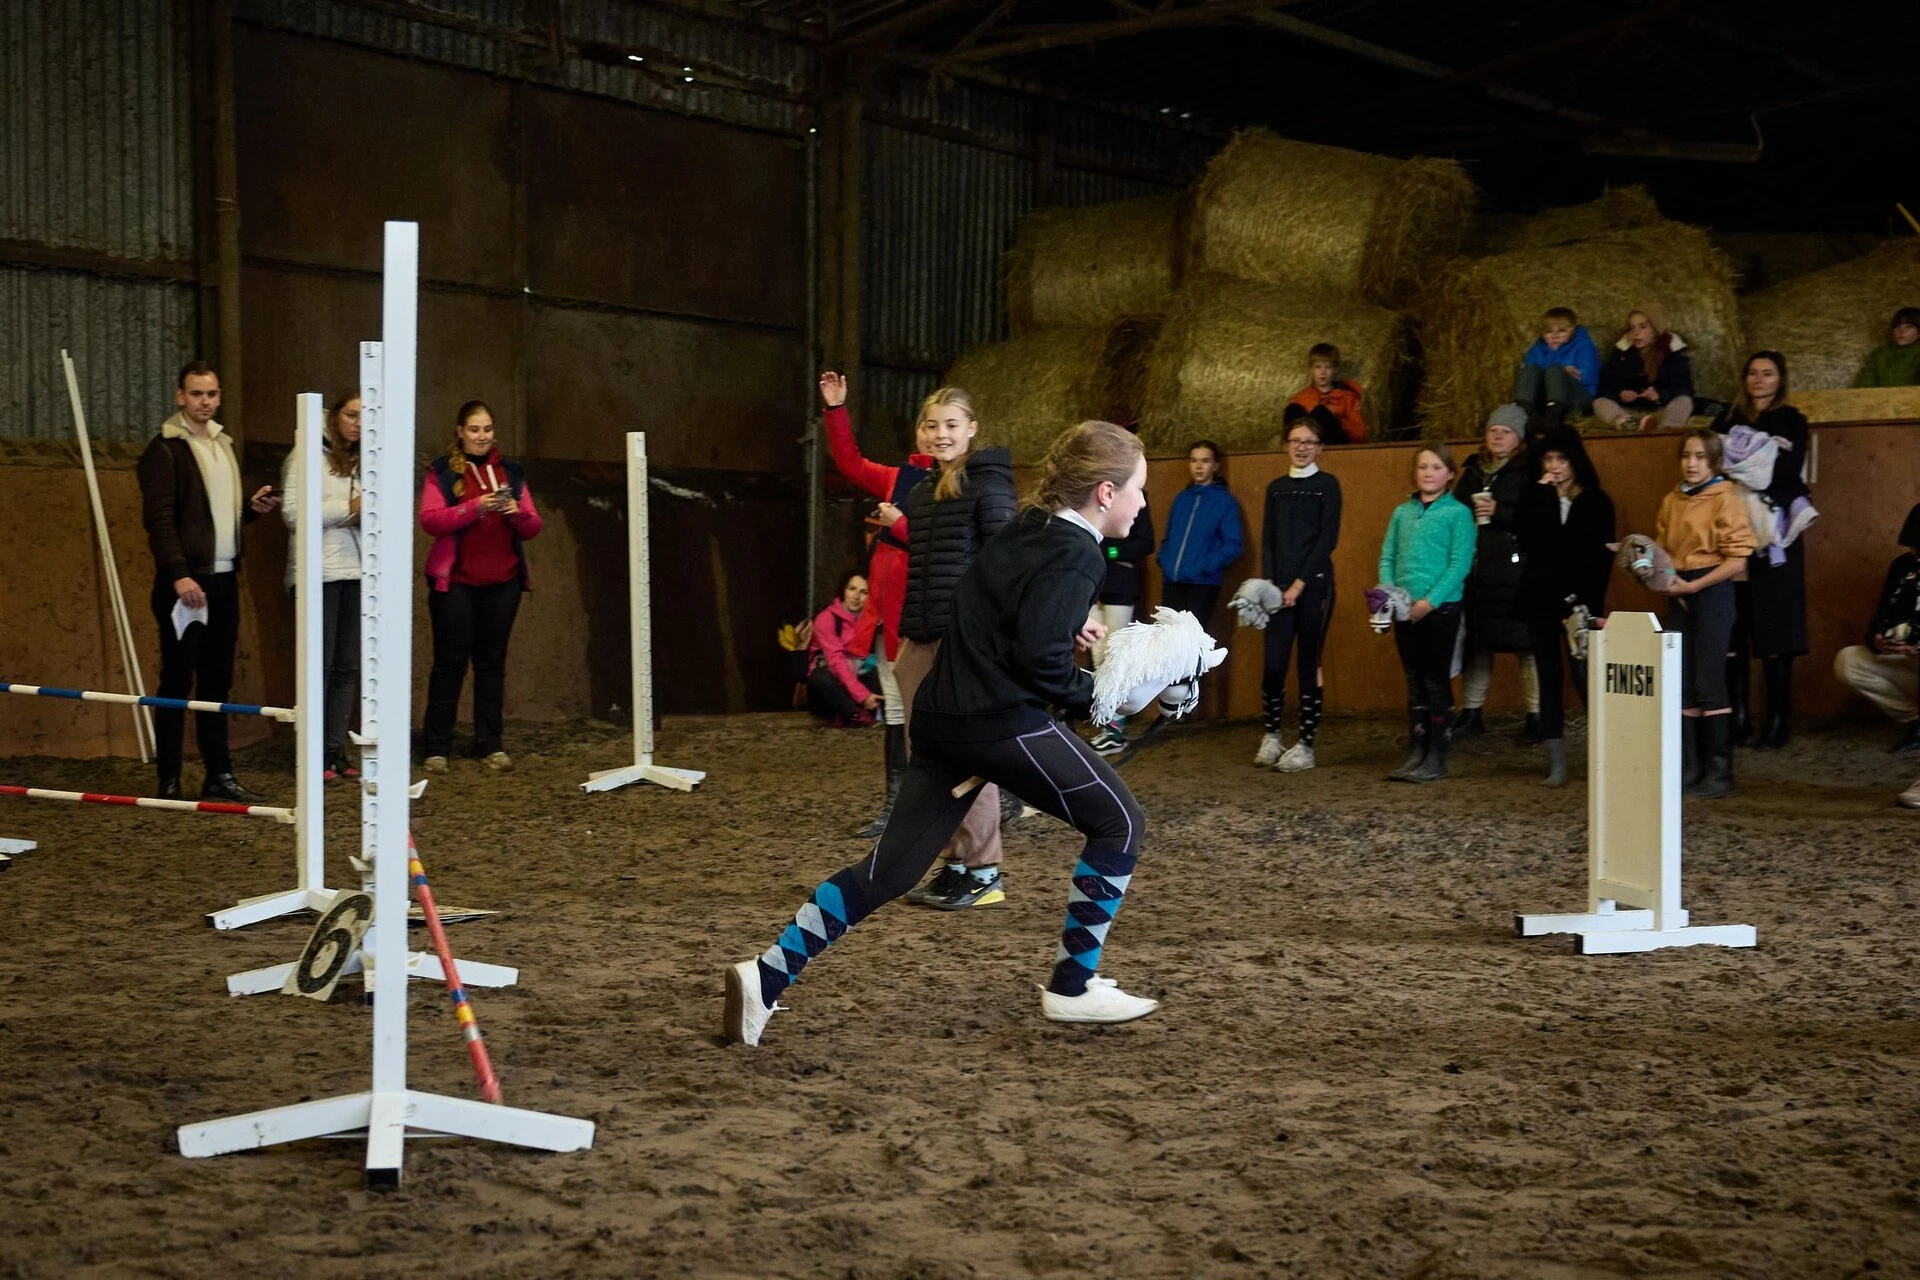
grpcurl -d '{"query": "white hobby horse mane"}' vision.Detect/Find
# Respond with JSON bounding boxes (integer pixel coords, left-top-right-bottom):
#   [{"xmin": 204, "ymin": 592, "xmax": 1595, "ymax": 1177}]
[
  {"xmin": 1091, "ymin": 607, "xmax": 1229, "ymax": 726},
  {"xmin": 1229, "ymin": 577, "xmax": 1284, "ymax": 629}
]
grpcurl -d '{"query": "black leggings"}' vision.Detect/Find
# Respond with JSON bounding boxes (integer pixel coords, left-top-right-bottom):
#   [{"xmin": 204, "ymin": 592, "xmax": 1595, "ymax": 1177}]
[
  {"xmin": 1160, "ymin": 581, "xmax": 1222, "ymax": 638},
  {"xmin": 1526, "ymin": 614, "xmax": 1589, "ymax": 740},
  {"xmin": 1394, "ymin": 602, "xmax": 1462, "ymax": 720},
  {"xmin": 1671, "ymin": 571, "xmax": 1735, "ymax": 711},
  {"xmin": 423, "ymin": 580, "xmax": 523, "ymax": 756},
  {"xmin": 1262, "ymin": 578, "xmax": 1334, "ymax": 741}
]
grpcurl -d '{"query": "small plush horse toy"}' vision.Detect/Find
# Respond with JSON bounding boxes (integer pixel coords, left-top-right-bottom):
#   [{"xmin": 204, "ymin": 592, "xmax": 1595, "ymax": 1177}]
[
  {"xmin": 1229, "ymin": 577, "xmax": 1285, "ymax": 629},
  {"xmin": 1091, "ymin": 608, "xmax": 1229, "ymax": 725}
]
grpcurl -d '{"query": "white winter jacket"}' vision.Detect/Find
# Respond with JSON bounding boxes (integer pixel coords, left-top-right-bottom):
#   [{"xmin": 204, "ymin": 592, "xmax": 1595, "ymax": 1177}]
[{"xmin": 281, "ymin": 452, "xmax": 364, "ymax": 585}]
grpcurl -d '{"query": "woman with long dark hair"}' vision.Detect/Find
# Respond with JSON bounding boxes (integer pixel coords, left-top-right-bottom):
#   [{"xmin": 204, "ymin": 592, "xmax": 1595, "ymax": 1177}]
[
  {"xmin": 281, "ymin": 391, "xmax": 364, "ymax": 780},
  {"xmin": 725, "ymin": 421, "xmax": 1158, "ymax": 1046},
  {"xmin": 1514, "ymin": 426, "xmax": 1615, "ymax": 787},
  {"xmin": 1716, "ymin": 351, "xmax": 1814, "ymax": 749},
  {"xmin": 417, "ymin": 399, "xmax": 543, "ymax": 773}
]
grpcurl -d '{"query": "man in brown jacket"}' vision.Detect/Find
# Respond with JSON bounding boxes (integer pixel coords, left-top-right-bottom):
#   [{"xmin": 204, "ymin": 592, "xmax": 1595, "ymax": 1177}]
[{"xmin": 138, "ymin": 362, "xmax": 279, "ymax": 801}]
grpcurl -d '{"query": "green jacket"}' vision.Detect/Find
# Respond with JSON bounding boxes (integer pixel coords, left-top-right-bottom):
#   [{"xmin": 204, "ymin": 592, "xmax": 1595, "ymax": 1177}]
[
  {"xmin": 1379, "ymin": 493, "xmax": 1477, "ymax": 607},
  {"xmin": 1855, "ymin": 343, "xmax": 1920, "ymax": 388}
]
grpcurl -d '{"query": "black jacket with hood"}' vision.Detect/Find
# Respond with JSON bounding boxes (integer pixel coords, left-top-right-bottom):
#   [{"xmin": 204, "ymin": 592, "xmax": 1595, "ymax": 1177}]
[{"xmin": 899, "ymin": 447, "xmax": 1018, "ymax": 643}]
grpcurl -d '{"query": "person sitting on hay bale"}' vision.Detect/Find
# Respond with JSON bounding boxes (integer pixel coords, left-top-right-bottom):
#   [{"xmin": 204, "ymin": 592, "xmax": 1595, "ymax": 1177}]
[
  {"xmin": 1595, "ymin": 308, "xmax": 1696, "ymax": 431},
  {"xmin": 1854, "ymin": 306, "xmax": 1920, "ymax": 388},
  {"xmin": 806, "ymin": 572, "xmax": 882, "ymax": 728},
  {"xmin": 1286, "ymin": 342, "xmax": 1369, "ymax": 443},
  {"xmin": 1155, "ymin": 441, "xmax": 1245, "ymax": 651},
  {"xmin": 1512, "ymin": 306, "xmax": 1600, "ymax": 430},
  {"xmin": 1380, "ymin": 444, "xmax": 1477, "ymax": 784},
  {"xmin": 1832, "ymin": 502, "xmax": 1920, "ymax": 755}
]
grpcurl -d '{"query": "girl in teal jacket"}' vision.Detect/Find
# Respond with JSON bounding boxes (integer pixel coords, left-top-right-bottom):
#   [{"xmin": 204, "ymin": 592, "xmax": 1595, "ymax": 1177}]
[{"xmin": 1379, "ymin": 444, "xmax": 1478, "ymax": 783}]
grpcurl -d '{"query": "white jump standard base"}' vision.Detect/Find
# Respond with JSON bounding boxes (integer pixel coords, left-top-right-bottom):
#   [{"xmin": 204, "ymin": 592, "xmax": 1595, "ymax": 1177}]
[
  {"xmin": 224, "ymin": 941, "xmax": 520, "ymax": 996},
  {"xmin": 180, "ymin": 223, "xmax": 593, "ymax": 1186},
  {"xmin": 581, "ymin": 433, "xmax": 705, "ymax": 794},
  {"xmin": 1515, "ymin": 612, "xmax": 1756, "ymax": 956},
  {"xmin": 0, "ymin": 837, "xmax": 33, "ymax": 870}
]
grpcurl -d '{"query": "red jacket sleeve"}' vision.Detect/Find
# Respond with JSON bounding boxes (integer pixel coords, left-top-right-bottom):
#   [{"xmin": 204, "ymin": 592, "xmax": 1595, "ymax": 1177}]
[
  {"xmin": 419, "ymin": 473, "xmax": 484, "ymax": 537},
  {"xmin": 824, "ymin": 405, "xmax": 899, "ymax": 501},
  {"xmin": 507, "ymin": 481, "xmax": 543, "ymax": 541}
]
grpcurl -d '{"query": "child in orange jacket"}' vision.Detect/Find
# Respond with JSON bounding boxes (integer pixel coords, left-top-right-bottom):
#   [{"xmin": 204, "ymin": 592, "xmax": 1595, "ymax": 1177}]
[{"xmin": 1287, "ymin": 342, "xmax": 1368, "ymax": 443}]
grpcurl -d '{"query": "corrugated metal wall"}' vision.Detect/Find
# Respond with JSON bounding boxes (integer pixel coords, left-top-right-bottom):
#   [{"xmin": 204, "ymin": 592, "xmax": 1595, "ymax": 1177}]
[
  {"xmin": 859, "ymin": 69, "xmax": 1217, "ymax": 446},
  {"xmin": 0, "ymin": 0, "xmax": 196, "ymax": 444}
]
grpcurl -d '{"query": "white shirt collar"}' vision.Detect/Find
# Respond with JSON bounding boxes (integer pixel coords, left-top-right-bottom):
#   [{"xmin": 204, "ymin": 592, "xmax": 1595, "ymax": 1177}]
[
  {"xmin": 1289, "ymin": 462, "xmax": 1320, "ymax": 479},
  {"xmin": 1054, "ymin": 507, "xmax": 1103, "ymax": 542}
]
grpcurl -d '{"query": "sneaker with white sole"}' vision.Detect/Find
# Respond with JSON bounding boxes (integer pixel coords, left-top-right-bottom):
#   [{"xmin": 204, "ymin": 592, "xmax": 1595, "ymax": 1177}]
[
  {"xmin": 1090, "ymin": 724, "xmax": 1128, "ymax": 755},
  {"xmin": 1275, "ymin": 742, "xmax": 1315, "ymax": 772},
  {"xmin": 1254, "ymin": 732, "xmax": 1286, "ymax": 767},
  {"xmin": 1900, "ymin": 778, "xmax": 1920, "ymax": 810},
  {"xmin": 1039, "ymin": 974, "xmax": 1159, "ymax": 1024},
  {"xmin": 424, "ymin": 755, "xmax": 449, "ymax": 774},
  {"xmin": 484, "ymin": 751, "xmax": 513, "ymax": 772},
  {"xmin": 724, "ymin": 958, "xmax": 784, "ymax": 1046}
]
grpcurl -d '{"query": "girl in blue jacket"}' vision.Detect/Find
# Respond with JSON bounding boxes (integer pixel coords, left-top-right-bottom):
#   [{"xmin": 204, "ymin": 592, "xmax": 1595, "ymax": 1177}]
[
  {"xmin": 1379, "ymin": 443, "xmax": 1478, "ymax": 783},
  {"xmin": 1156, "ymin": 440, "xmax": 1245, "ymax": 636}
]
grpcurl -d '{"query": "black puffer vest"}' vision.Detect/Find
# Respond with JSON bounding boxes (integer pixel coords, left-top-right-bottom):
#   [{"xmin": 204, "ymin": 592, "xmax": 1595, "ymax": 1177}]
[{"xmin": 899, "ymin": 447, "xmax": 1018, "ymax": 643}]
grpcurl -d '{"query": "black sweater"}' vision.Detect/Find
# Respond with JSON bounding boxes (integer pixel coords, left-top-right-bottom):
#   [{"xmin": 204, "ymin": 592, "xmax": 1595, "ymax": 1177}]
[
  {"xmin": 1099, "ymin": 505, "xmax": 1156, "ymax": 606},
  {"xmin": 1261, "ymin": 469, "xmax": 1342, "ymax": 585},
  {"xmin": 900, "ymin": 448, "xmax": 1018, "ymax": 643},
  {"xmin": 915, "ymin": 509, "xmax": 1104, "ymax": 743},
  {"xmin": 1514, "ymin": 483, "xmax": 1616, "ymax": 622}
]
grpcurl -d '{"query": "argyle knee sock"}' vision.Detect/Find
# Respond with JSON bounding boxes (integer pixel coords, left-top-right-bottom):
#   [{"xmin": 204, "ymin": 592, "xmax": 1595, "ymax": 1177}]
[
  {"xmin": 754, "ymin": 870, "xmax": 870, "ymax": 1005},
  {"xmin": 1261, "ymin": 680, "xmax": 1286, "ymax": 733},
  {"xmin": 1299, "ymin": 686, "xmax": 1324, "ymax": 746},
  {"xmin": 1047, "ymin": 846, "xmax": 1138, "ymax": 997}
]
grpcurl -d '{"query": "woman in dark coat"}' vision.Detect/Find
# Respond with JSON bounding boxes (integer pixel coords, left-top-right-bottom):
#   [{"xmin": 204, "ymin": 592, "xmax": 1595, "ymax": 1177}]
[
  {"xmin": 1453, "ymin": 404, "xmax": 1536, "ymax": 739},
  {"xmin": 1514, "ymin": 426, "xmax": 1616, "ymax": 786},
  {"xmin": 1715, "ymin": 350, "xmax": 1813, "ymax": 748}
]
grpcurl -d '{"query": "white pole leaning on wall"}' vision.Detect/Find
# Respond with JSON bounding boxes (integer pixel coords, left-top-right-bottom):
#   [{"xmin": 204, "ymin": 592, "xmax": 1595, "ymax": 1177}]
[
  {"xmin": 62, "ymin": 350, "xmax": 152, "ymax": 763},
  {"xmin": 178, "ymin": 222, "xmax": 594, "ymax": 1188},
  {"xmin": 580, "ymin": 432, "xmax": 706, "ymax": 793}
]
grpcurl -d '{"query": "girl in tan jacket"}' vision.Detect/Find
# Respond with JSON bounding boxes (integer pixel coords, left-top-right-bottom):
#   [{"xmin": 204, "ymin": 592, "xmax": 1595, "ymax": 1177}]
[{"xmin": 1654, "ymin": 429, "xmax": 1756, "ymax": 798}]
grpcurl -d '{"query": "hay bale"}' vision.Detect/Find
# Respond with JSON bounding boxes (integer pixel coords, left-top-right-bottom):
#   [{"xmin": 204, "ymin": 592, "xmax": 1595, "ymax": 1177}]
[
  {"xmin": 1739, "ymin": 240, "xmax": 1920, "ymax": 390},
  {"xmin": 1138, "ymin": 276, "xmax": 1414, "ymax": 455},
  {"xmin": 1474, "ymin": 186, "xmax": 1662, "ymax": 255},
  {"xmin": 944, "ymin": 319, "xmax": 1162, "ymax": 462},
  {"xmin": 1417, "ymin": 223, "xmax": 1742, "ymax": 441},
  {"xmin": 1187, "ymin": 128, "xmax": 1476, "ymax": 307},
  {"xmin": 1006, "ymin": 194, "xmax": 1180, "ymax": 333}
]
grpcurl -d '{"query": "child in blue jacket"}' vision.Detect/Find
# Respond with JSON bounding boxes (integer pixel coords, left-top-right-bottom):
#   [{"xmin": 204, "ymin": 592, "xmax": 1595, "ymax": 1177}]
[
  {"xmin": 1379, "ymin": 443, "xmax": 1478, "ymax": 783},
  {"xmin": 1513, "ymin": 306, "xmax": 1600, "ymax": 429},
  {"xmin": 1156, "ymin": 440, "xmax": 1245, "ymax": 637}
]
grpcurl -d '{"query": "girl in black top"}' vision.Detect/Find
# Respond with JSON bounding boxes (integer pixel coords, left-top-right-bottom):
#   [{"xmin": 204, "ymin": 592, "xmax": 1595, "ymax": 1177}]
[
  {"xmin": 726, "ymin": 421, "xmax": 1159, "ymax": 1046},
  {"xmin": 1255, "ymin": 411, "xmax": 1342, "ymax": 773},
  {"xmin": 1513, "ymin": 426, "xmax": 1616, "ymax": 787},
  {"xmin": 1716, "ymin": 351, "xmax": 1813, "ymax": 749}
]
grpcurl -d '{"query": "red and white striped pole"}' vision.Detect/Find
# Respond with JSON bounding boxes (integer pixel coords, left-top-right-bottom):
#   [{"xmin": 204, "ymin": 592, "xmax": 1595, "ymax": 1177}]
[
  {"xmin": 406, "ymin": 833, "xmax": 501, "ymax": 1105},
  {"xmin": 0, "ymin": 783, "xmax": 295, "ymax": 823}
]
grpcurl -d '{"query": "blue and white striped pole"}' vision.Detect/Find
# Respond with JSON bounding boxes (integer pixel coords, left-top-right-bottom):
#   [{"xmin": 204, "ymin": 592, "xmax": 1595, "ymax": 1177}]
[{"xmin": 0, "ymin": 682, "xmax": 296, "ymax": 723}]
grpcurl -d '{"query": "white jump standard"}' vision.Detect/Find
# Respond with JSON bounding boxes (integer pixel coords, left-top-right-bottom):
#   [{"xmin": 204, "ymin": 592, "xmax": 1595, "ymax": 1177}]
[
  {"xmin": 179, "ymin": 222, "xmax": 594, "ymax": 1187},
  {"xmin": 1515, "ymin": 611, "xmax": 1756, "ymax": 954},
  {"xmin": 581, "ymin": 432, "xmax": 705, "ymax": 793}
]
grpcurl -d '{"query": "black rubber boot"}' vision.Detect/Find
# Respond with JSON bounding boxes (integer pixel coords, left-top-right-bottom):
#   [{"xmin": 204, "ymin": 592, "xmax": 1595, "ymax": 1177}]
[
  {"xmin": 1542, "ymin": 738, "xmax": 1567, "ymax": 788},
  {"xmin": 1519, "ymin": 712, "xmax": 1543, "ymax": 746},
  {"xmin": 1726, "ymin": 653, "xmax": 1752, "ymax": 745},
  {"xmin": 1387, "ymin": 708, "xmax": 1428, "ymax": 781},
  {"xmin": 1682, "ymin": 717, "xmax": 1703, "ymax": 790},
  {"xmin": 1408, "ymin": 712, "xmax": 1453, "ymax": 782},
  {"xmin": 1453, "ymin": 708, "xmax": 1486, "ymax": 739},
  {"xmin": 157, "ymin": 775, "xmax": 181, "ymax": 800},
  {"xmin": 1759, "ymin": 655, "xmax": 1793, "ymax": 749},
  {"xmin": 1687, "ymin": 716, "xmax": 1734, "ymax": 798},
  {"xmin": 855, "ymin": 724, "xmax": 905, "ymax": 839}
]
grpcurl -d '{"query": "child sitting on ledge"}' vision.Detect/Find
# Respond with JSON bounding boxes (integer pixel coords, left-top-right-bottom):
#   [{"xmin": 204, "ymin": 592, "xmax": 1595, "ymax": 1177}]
[
  {"xmin": 1287, "ymin": 342, "xmax": 1368, "ymax": 443},
  {"xmin": 1513, "ymin": 305, "xmax": 1600, "ymax": 429}
]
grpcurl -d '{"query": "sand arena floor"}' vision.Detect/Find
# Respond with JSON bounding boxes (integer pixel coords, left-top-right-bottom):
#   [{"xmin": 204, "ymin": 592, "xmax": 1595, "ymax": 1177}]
[{"xmin": 0, "ymin": 711, "xmax": 1916, "ymax": 1278}]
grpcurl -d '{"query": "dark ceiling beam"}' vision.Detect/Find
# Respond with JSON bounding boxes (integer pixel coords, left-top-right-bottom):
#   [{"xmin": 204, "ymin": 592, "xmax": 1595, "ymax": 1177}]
[
  {"xmin": 830, "ymin": 0, "xmax": 992, "ymax": 51},
  {"xmin": 876, "ymin": 47, "xmax": 1229, "ymax": 137},
  {"xmin": 950, "ymin": 0, "xmax": 1022, "ymax": 53},
  {"xmin": 1676, "ymin": 12, "xmax": 1847, "ymax": 89},
  {"xmin": 938, "ymin": 0, "xmax": 1298, "ymax": 63}
]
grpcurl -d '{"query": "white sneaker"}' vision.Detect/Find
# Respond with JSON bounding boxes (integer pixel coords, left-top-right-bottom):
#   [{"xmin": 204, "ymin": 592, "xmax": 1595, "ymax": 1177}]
[
  {"xmin": 1275, "ymin": 742, "xmax": 1316, "ymax": 772},
  {"xmin": 1254, "ymin": 732, "xmax": 1286, "ymax": 767},
  {"xmin": 724, "ymin": 958, "xmax": 784, "ymax": 1046},
  {"xmin": 424, "ymin": 755, "xmax": 449, "ymax": 774},
  {"xmin": 1039, "ymin": 974, "xmax": 1159, "ymax": 1024},
  {"xmin": 1900, "ymin": 779, "xmax": 1920, "ymax": 810}
]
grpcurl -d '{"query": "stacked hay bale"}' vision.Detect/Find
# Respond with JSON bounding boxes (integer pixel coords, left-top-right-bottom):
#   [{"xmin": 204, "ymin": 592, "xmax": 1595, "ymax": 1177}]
[
  {"xmin": 1474, "ymin": 186, "xmax": 1663, "ymax": 255},
  {"xmin": 1140, "ymin": 129, "xmax": 1473, "ymax": 448},
  {"xmin": 1740, "ymin": 239, "xmax": 1920, "ymax": 390},
  {"xmin": 1417, "ymin": 223, "xmax": 1744, "ymax": 440},
  {"xmin": 1139, "ymin": 277, "xmax": 1413, "ymax": 455},
  {"xmin": 944, "ymin": 324, "xmax": 1157, "ymax": 462}
]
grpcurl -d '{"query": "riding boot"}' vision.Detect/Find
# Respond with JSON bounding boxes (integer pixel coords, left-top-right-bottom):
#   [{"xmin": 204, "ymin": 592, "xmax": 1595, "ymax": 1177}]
[
  {"xmin": 855, "ymin": 723, "xmax": 905, "ymax": 839},
  {"xmin": 1542, "ymin": 738, "xmax": 1567, "ymax": 788},
  {"xmin": 1760, "ymin": 655, "xmax": 1793, "ymax": 749},
  {"xmin": 1726, "ymin": 653, "xmax": 1752, "ymax": 746},
  {"xmin": 1408, "ymin": 710, "xmax": 1453, "ymax": 782},
  {"xmin": 1453, "ymin": 707, "xmax": 1486, "ymax": 739},
  {"xmin": 1687, "ymin": 716, "xmax": 1734, "ymax": 798},
  {"xmin": 1681, "ymin": 717, "xmax": 1703, "ymax": 790},
  {"xmin": 1387, "ymin": 707, "xmax": 1428, "ymax": 781}
]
